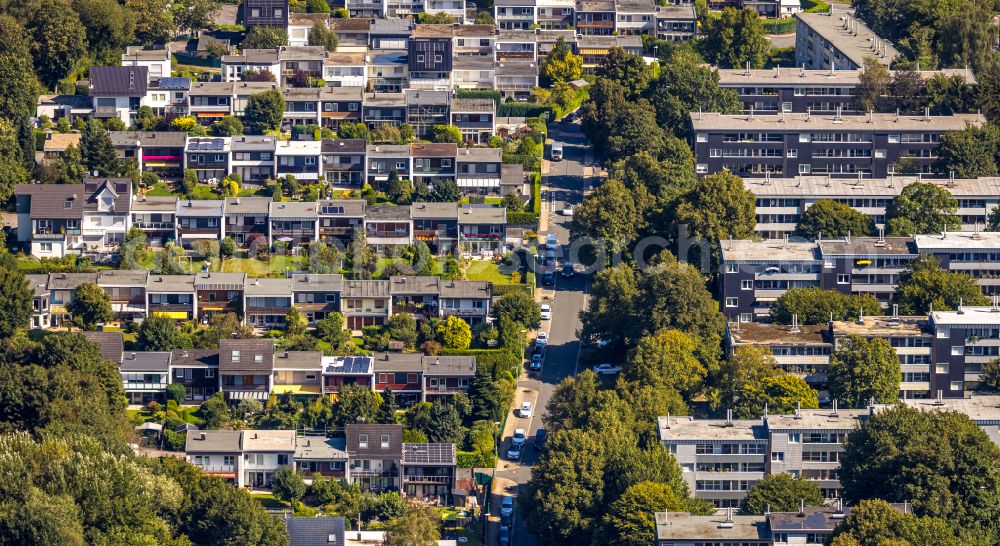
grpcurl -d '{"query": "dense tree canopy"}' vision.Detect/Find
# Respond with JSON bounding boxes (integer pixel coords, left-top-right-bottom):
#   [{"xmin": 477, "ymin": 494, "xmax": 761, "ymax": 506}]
[
  {"xmin": 701, "ymin": 7, "xmax": 769, "ymax": 69},
  {"xmin": 244, "ymin": 89, "xmax": 285, "ymax": 135},
  {"xmin": 829, "ymin": 499, "xmax": 970, "ymax": 546},
  {"xmin": 0, "ymin": 266, "xmax": 32, "ymax": 339},
  {"xmin": 840, "ymin": 405, "xmax": 1000, "ymax": 541},
  {"xmin": 66, "ymin": 282, "xmax": 113, "ymax": 330},
  {"xmin": 771, "ymin": 288, "xmax": 882, "ymax": 325},
  {"xmin": 624, "ymin": 329, "xmax": 706, "ymax": 397},
  {"xmin": 794, "ymin": 199, "xmax": 876, "ymax": 239},
  {"xmin": 894, "ymin": 254, "xmax": 989, "ymax": 314},
  {"xmin": 885, "ymin": 181, "xmax": 961, "ymax": 235},
  {"xmin": 934, "ymin": 122, "xmax": 1000, "ymax": 178},
  {"xmin": 740, "ymin": 473, "xmax": 824, "ymax": 515},
  {"xmin": 540, "ymin": 38, "xmax": 582, "ymax": 86},
  {"xmin": 828, "ymin": 336, "xmax": 900, "ymax": 408}
]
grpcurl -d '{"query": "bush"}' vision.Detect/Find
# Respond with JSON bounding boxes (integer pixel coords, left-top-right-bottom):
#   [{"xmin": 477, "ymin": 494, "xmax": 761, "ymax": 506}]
[
  {"xmin": 166, "ymin": 383, "xmax": 186, "ymax": 405},
  {"xmin": 162, "ymin": 428, "xmax": 186, "ymax": 451},
  {"xmin": 440, "ymin": 348, "xmax": 521, "ymax": 376},
  {"xmin": 762, "ymin": 18, "xmax": 797, "ymax": 34},
  {"xmin": 456, "ymin": 89, "xmax": 502, "ymax": 106},
  {"xmin": 507, "ymin": 211, "xmax": 539, "ymax": 228},
  {"xmin": 497, "ymin": 102, "xmax": 550, "ymax": 118},
  {"xmin": 492, "ymin": 284, "xmax": 532, "ymax": 297}
]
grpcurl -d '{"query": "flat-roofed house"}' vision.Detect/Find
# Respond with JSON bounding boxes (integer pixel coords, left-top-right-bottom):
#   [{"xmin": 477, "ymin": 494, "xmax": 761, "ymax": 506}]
[
  {"xmin": 273, "ymin": 350, "xmax": 324, "ymax": 397},
  {"xmin": 194, "ymin": 272, "xmax": 246, "ymax": 323},
  {"xmin": 147, "ymin": 274, "xmax": 197, "ymax": 320},
  {"xmin": 170, "ymin": 348, "xmax": 221, "ymax": 402},
  {"xmin": 98, "ymin": 269, "xmax": 149, "ymax": 322},
  {"xmin": 119, "ymin": 351, "xmax": 171, "ymax": 405},
  {"xmin": 244, "ymin": 278, "xmax": 294, "ymax": 329},
  {"xmin": 220, "ymin": 339, "xmax": 275, "ymax": 401}
]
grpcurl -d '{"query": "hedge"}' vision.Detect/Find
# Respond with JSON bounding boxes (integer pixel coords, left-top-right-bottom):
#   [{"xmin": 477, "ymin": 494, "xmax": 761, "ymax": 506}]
[
  {"xmin": 507, "ymin": 211, "xmax": 539, "ymax": 228},
  {"xmin": 492, "ymin": 283, "xmax": 533, "ymax": 297},
  {"xmin": 441, "ymin": 348, "xmax": 521, "ymax": 376},
  {"xmin": 503, "ymin": 153, "xmax": 541, "ymax": 172},
  {"xmin": 802, "ymin": 0, "xmax": 831, "ymax": 13},
  {"xmin": 457, "ymin": 450, "xmax": 497, "ymax": 468},
  {"xmin": 763, "ymin": 18, "xmax": 796, "ymax": 34},
  {"xmin": 456, "ymin": 89, "xmax": 502, "ymax": 106},
  {"xmin": 531, "ymin": 173, "xmax": 542, "ymax": 214},
  {"xmin": 498, "ymin": 102, "xmax": 550, "ymax": 118}
]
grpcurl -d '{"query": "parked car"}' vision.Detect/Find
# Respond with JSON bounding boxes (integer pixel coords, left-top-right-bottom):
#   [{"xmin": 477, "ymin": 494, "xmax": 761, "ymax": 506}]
[
  {"xmin": 546, "ymin": 233, "xmax": 558, "ymax": 248},
  {"xmin": 560, "ymin": 206, "xmax": 573, "ymax": 216},
  {"xmin": 534, "ymin": 428, "xmax": 547, "ymax": 450},
  {"xmin": 499, "ymin": 527, "xmax": 511, "ymax": 546},
  {"xmin": 519, "ymin": 401, "xmax": 533, "ymax": 418},
  {"xmin": 500, "ymin": 496, "xmax": 514, "ymax": 517},
  {"xmin": 540, "ymin": 304, "xmax": 552, "ymax": 319},
  {"xmin": 512, "ymin": 429, "xmax": 527, "ymax": 446},
  {"xmin": 561, "ymin": 263, "xmax": 576, "ymax": 278},
  {"xmin": 506, "ymin": 443, "xmax": 522, "ymax": 461},
  {"xmin": 592, "ymin": 363, "xmax": 622, "ymax": 375},
  {"xmin": 551, "ymin": 141, "xmax": 563, "ymax": 161},
  {"xmin": 537, "ymin": 331, "xmax": 548, "ymax": 343},
  {"xmin": 530, "ymin": 353, "xmax": 543, "ymax": 372}
]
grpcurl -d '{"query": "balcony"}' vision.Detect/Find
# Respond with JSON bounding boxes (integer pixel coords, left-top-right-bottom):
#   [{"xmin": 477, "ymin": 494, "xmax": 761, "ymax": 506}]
[
  {"xmin": 350, "ymin": 468, "xmax": 399, "ymax": 477},
  {"xmin": 367, "ymin": 230, "xmax": 410, "ymax": 238},
  {"xmin": 195, "ymin": 463, "xmax": 236, "ymax": 473},
  {"xmin": 403, "ymin": 475, "xmax": 453, "ymax": 484},
  {"xmin": 94, "ymin": 105, "xmax": 120, "ymax": 118},
  {"xmin": 414, "ymin": 229, "xmax": 454, "ymax": 240},
  {"xmin": 221, "ymin": 383, "xmax": 269, "ymax": 392},
  {"xmin": 133, "ymin": 221, "xmax": 175, "ymax": 230},
  {"xmin": 460, "ymin": 232, "xmax": 503, "ymax": 241},
  {"xmin": 442, "ymin": 307, "xmax": 486, "ymax": 317},
  {"xmin": 576, "ymin": 19, "xmax": 614, "ymax": 28}
]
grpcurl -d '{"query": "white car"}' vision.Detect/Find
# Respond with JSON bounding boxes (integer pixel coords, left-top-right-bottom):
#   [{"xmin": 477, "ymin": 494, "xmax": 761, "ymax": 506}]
[
  {"xmin": 536, "ymin": 331, "xmax": 548, "ymax": 344},
  {"xmin": 560, "ymin": 207, "xmax": 574, "ymax": 217},
  {"xmin": 592, "ymin": 364, "xmax": 622, "ymax": 376},
  {"xmin": 519, "ymin": 401, "xmax": 533, "ymax": 418},
  {"xmin": 540, "ymin": 304, "xmax": 552, "ymax": 320},
  {"xmin": 512, "ymin": 429, "xmax": 527, "ymax": 446}
]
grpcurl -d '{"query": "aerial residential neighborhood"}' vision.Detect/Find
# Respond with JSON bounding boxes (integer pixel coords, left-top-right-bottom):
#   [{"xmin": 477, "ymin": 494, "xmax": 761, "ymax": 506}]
[{"xmin": 2, "ymin": 0, "xmax": 1000, "ymax": 544}]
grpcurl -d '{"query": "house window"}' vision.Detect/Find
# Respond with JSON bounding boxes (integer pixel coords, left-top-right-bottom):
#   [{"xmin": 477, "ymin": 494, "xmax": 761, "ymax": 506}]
[
  {"xmin": 726, "ymin": 264, "xmax": 739, "ymax": 273},
  {"xmin": 232, "ymin": 350, "xmax": 240, "ymax": 360},
  {"xmin": 951, "ymin": 346, "xmax": 963, "ymax": 356},
  {"xmin": 741, "ymin": 280, "xmax": 753, "ymax": 290},
  {"xmin": 430, "ymin": 378, "xmax": 439, "ymax": 387},
  {"xmin": 709, "ymin": 149, "xmax": 721, "ymax": 158},
  {"xmin": 348, "ymin": 103, "xmax": 358, "ymax": 111},
  {"xmin": 696, "ymin": 133, "xmax": 707, "ymax": 143},
  {"xmin": 381, "ymin": 434, "xmax": 390, "ymax": 448},
  {"xmin": 725, "ymin": 297, "xmax": 738, "ymax": 307},
  {"xmin": 255, "ymin": 354, "xmax": 263, "ymax": 362},
  {"xmin": 435, "ymin": 55, "xmax": 443, "ymax": 63},
  {"xmin": 787, "ymin": 149, "xmax": 797, "ymax": 158},
  {"xmin": 739, "ymin": 313, "xmax": 753, "ymax": 323},
  {"xmin": 407, "ymin": 373, "xmax": 417, "ymax": 383},
  {"xmin": 359, "ymin": 434, "xmax": 368, "ymax": 449},
  {"xmin": 837, "ymin": 274, "xmax": 850, "ymax": 284},
  {"xmin": 40, "ymin": 243, "xmax": 52, "ymax": 252},
  {"xmin": 798, "ymin": 164, "xmax": 811, "ymax": 174},
  {"xmin": 206, "ymin": 369, "xmax": 215, "ymax": 378},
  {"xmin": 417, "ymin": 55, "xmax": 425, "ymax": 63},
  {"xmin": 224, "ymin": 455, "xmax": 235, "ymax": 465},
  {"xmin": 696, "ymin": 164, "xmax": 708, "ymax": 174},
  {"xmin": 936, "ymin": 363, "xmax": 949, "ymax": 374},
  {"xmin": 378, "ymin": 373, "xmax": 388, "ymax": 383},
  {"xmin": 951, "ymin": 380, "xmax": 963, "ymax": 391},
  {"xmin": 788, "ymin": 433, "xmax": 801, "ymax": 443},
  {"xmin": 771, "ymin": 452, "xmax": 784, "ymax": 462}
]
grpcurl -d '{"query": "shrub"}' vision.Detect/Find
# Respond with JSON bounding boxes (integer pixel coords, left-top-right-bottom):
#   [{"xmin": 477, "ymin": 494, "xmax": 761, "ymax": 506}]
[
  {"xmin": 162, "ymin": 428, "xmax": 186, "ymax": 451},
  {"xmin": 507, "ymin": 211, "xmax": 539, "ymax": 228},
  {"xmin": 457, "ymin": 450, "xmax": 497, "ymax": 468},
  {"xmin": 166, "ymin": 383, "xmax": 186, "ymax": 405}
]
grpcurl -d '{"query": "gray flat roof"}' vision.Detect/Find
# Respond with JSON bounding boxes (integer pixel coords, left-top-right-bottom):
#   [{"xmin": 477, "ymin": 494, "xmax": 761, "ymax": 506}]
[
  {"xmin": 658, "ymin": 415, "xmax": 766, "ymax": 441},
  {"xmin": 186, "ymin": 429, "xmax": 241, "ymax": 452},
  {"xmin": 655, "ymin": 512, "xmax": 769, "ymax": 541},
  {"xmin": 131, "ymin": 195, "xmax": 178, "ymax": 211},
  {"xmin": 244, "ymin": 277, "xmax": 293, "ymax": 296},
  {"xmin": 720, "ymin": 238, "xmax": 819, "ymax": 262},
  {"xmin": 728, "ymin": 322, "xmax": 828, "ymax": 346},
  {"xmin": 831, "ymin": 316, "xmax": 929, "ymax": 337},
  {"xmin": 224, "ymin": 196, "xmax": 271, "ymax": 215},
  {"xmin": 691, "ymin": 112, "xmax": 985, "ymax": 131},
  {"xmin": 366, "ymin": 205, "xmax": 410, "ymax": 221},
  {"xmin": 47, "ymin": 272, "xmax": 98, "ymax": 290},
  {"xmin": 194, "ymin": 272, "xmax": 246, "ymax": 290},
  {"xmin": 269, "ymin": 201, "xmax": 318, "ymax": 218},
  {"xmin": 146, "ymin": 274, "xmax": 196, "ymax": 293},
  {"xmin": 931, "ymin": 307, "xmax": 1000, "ymax": 327},
  {"xmin": 422, "ymin": 355, "xmax": 476, "ymax": 376},
  {"xmin": 295, "ymin": 436, "xmax": 348, "ymax": 460},
  {"xmin": 795, "ymin": 12, "xmax": 900, "ymax": 67},
  {"xmin": 120, "ymin": 351, "xmax": 171, "ymax": 372},
  {"xmin": 764, "ymin": 408, "xmax": 869, "ymax": 431},
  {"xmin": 292, "ymin": 273, "xmax": 344, "ymax": 292},
  {"xmin": 388, "ymin": 275, "xmax": 440, "ymax": 294},
  {"xmin": 456, "ymin": 147, "xmax": 502, "ymax": 162},
  {"xmin": 273, "ymin": 350, "xmax": 323, "ymax": 370},
  {"xmin": 176, "ymin": 199, "xmax": 224, "ymax": 216},
  {"xmin": 744, "ymin": 175, "xmax": 1000, "ymax": 198},
  {"xmin": 768, "ymin": 507, "xmax": 852, "ymax": 533},
  {"xmin": 717, "ymin": 67, "xmax": 977, "ymax": 87},
  {"xmin": 818, "ymin": 237, "xmax": 916, "ymax": 256},
  {"xmin": 98, "ymin": 269, "xmax": 149, "ymax": 287},
  {"xmin": 439, "ymin": 280, "xmax": 490, "ymax": 299},
  {"xmin": 410, "ymin": 202, "xmax": 458, "ymax": 220},
  {"xmin": 342, "ymin": 279, "xmax": 390, "ymax": 298},
  {"xmin": 457, "ymin": 204, "xmax": 505, "ymax": 224},
  {"xmin": 914, "ymin": 232, "xmax": 1000, "ymax": 251}
]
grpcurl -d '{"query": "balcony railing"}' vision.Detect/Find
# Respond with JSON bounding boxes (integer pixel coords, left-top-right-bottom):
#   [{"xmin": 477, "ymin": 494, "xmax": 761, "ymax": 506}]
[
  {"xmin": 367, "ymin": 230, "xmax": 410, "ymax": 238},
  {"xmin": 350, "ymin": 468, "xmax": 399, "ymax": 477},
  {"xmin": 403, "ymin": 475, "xmax": 452, "ymax": 484},
  {"xmin": 442, "ymin": 307, "xmax": 486, "ymax": 317},
  {"xmin": 222, "ymin": 384, "xmax": 269, "ymax": 392},
  {"xmin": 94, "ymin": 105, "xmax": 120, "ymax": 117},
  {"xmin": 133, "ymin": 221, "xmax": 175, "ymax": 230},
  {"xmin": 195, "ymin": 464, "xmax": 236, "ymax": 473}
]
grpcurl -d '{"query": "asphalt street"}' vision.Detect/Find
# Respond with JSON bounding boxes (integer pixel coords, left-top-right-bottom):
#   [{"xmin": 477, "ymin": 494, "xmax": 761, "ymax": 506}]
[{"xmin": 494, "ymin": 121, "xmax": 592, "ymax": 546}]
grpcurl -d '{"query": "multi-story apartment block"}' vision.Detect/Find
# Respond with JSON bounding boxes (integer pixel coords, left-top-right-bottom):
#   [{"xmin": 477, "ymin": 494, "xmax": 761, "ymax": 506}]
[
  {"xmin": 830, "ymin": 314, "xmax": 934, "ymax": 399},
  {"xmin": 924, "ymin": 306, "xmax": 1000, "ymax": 397},
  {"xmin": 89, "ymin": 66, "xmax": 148, "ymax": 125},
  {"xmin": 15, "ymin": 179, "xmax": 132, "ymax": 258},
  {"xmin": 746, "ymin": 176, "xmax": 1000, "ymax": 239},
  {"xmin": 795, "ymin": 12, "xmax": 899, "ymax": 70},
  {"xmin": 913, "ymin": 232, "xmax": 1000, "ymax": 295},
  {"xmin": 718, "ymin": 67, "xmax": 976, "ymax": 114},
  {"xmin": 691, "ymin": 112, "xmax": 985, "ymax": 178},
  {"xmin": 322, "ymin": 139, "xmax": 367, "ymax": 187},
  {"xmin": 175, "ymin": 199, "xmax": 224, "ymax": 248},
  {"xmin": 147, "ymin": 274, "xmax": 197, "ymax": 320},
  {"xmin": 727, "ymin": 321, "xmax": 831, "ymax": 391},
  {"xmin": 244, "ymin": 278, "xmax": 294, "ymax": 329},
  {"xmin": 660, "ymin": 407, "xmax": 868, "ymax": 508},
  {"xmin": 219, "ymin": 339, "xmax": 275, "ymax": 401},
  {"xmin": 110, "ymin": 131, "xmax": 187, "ymax": 179}
]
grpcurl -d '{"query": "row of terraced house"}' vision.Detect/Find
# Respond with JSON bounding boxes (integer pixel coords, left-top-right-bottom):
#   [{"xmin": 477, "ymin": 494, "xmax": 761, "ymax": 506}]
[
  {"xmin": 14, "ymin": 181, "xmax": 508, "ymax": 257},
  {"xmin": 26, "ymin": 270, "xmax": 493, "ymax": 332}
]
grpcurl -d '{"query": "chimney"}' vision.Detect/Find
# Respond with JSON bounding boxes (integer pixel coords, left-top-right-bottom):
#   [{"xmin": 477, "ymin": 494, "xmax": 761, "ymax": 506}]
[
  {"xmin": 790, "ymin": 314, "xmax": 800, "ymax": 334},
  {"xmin": 199, "ymin": 432, "xmax": 206, "ymax": 440}
]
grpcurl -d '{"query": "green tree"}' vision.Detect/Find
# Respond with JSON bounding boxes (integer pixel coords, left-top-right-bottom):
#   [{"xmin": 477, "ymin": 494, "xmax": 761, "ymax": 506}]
[
  {"xmin": 212, "ymin": 115, "xmax": 244, "ymax": 136},
  {"xmin": 540, "ymin": 37, "xmax": 583, "ymax": 85},
  {"xmin": 0, "ymin": 16, "xmax": 40, "ymax": 165},
  {"xmin": 885, "ymin": 181, "xmax": 961, "ymax": 235},
  {"xmin": 0, "ymin": 268, "xmax": 32, "ymax": 338},
  {"xmin": 284, "ymin": 307, "xmax": 308, "ymax": 337},
  {"xmin": 173, "ymin": 0, "xmax": 221, "ymax": 35},
  {"xmin": 771, "ymin": 287, "xmax": 883, "ymax": 325},
  {"xmin": 491, "ymin": 291, "xmax": 542, "ymax": 330},
  {"xmin": 424, "ymin": 399, "xmax": 464, "ymax": 444},
  {"xmin": 934, "ymin": 122, "xmax": 1000, "ymax": 178},
  {"xmin": 431, "ymin": 179, "xmax": 461, "ymax": 203},
  {"xmin": 72, "ymin": 0, "xmax": 136, "ymax": 65},
  {"xmin": 828, "ymin": 335, "xmax": 901, "ymax": 408},
  {"xmin": 199, "ymin": 392, "xmax": 231, "ymax": 429},
  {"xmin": 377, "ymin": 388, "xmax": 399, "ymax": 424},
  {"xmin": 220, "ymin": 237, "xmax": 237, "ymax": 258},
  {"xmin": 333, "ymin": 384, "xmax": 382, "ymax": 426},
  {"xmin": 645, "ymin": 48, "xmax": 743, "ymax": 138},
  {"xmin": 894, "ymin": 254, "xmax": 989, "ymax": 314},
  {"xmin": 137, "ymin": 314, "xmax": 184, "ymax": 351},
  {"xmin": 166, "ymin": 382, "xmax": 186, "ymax": 405},
  {"xmin": 735, "ymin": 372, "xmax": 818, "ymax": 419},
  {"xmin": 431, "ymin": 124, "xmax": 463, "ymax": 144},
  {"xmin": 854, "ymin": 57, "xmax": 890, "ymax": 112},
  {"xmin": 702, "ymin": 7, "xmax": 769, "ymax": 69},
  {"xmin": 66, "ymin": 282, "xmax": 113, "ymax": 330},
  {"xmin": 712, "ymin": 345, "xmax": 779, "ymax": 413},
  {"xmin": 383, "ymin": 507, "xmax": 440, "ymax": 546},
  {"xmin": 624, "ymin": 329, "xmax": 706, "ymax": 397},
  {"xmin": 474, "ymin": 11, "xmax": 495, "ymax": 25},
  {"xmin": 306, "ymin": 0, "xmax": 330, "ymax": 12},
  {"xmin": 417, "ymin": 11, "xmax": 456, "ymax": 24},
  {"xmin": 794, "ymin": 199, "xmax": 876, "ymax": 239},
  {"xmin": 979, "ymin": 358, "xmax": 1000, "ymax": 392},
  {"xmin": 571, "ymin": 177, "xmax": 641, "ymax": 256},
  {"xmin": 675, "ymin": 171, "xmax": 756, "ymax": 261},
  {"xmin": 840, "ymin": 405, "xmax": 1000, "ymax": 539},
  {"xmin": 599, "ymin": 481, "xmax": 686, "ymax": 546},
  {"xmin": 28, "ymin": 0, "xmax": 87, "ymax": 89},
  {"xmin": 126, "ymin": 0, "xmax": 175, "ymax": 45},
  {"xmin": 595, "ymin": 46, "xmax": 651, "ymax": 99},
  {"xmin": 437, "ymin": 315, "xmax": 471, "ymax": 349},
  {"xmin": 308, "ymin": 21, "xmax": 338, "ymax": 52},
  {"xmin": 741, "ymin": 473, "xmax": 824, "ymax": 515},
  {"xmin": 60, "ymin": 144, "xmax": 86, "ymax": 183},
  {"xmin": 386, "ymin": 313, "xmax": 418, "ymax": 348},
  {"xmin": 271, "ymin": 466, "xmax": 306, "ymax": 507},
  {"xmin": 385, "ymin": 169, "xmax": 412, "ymax": 204},
  {"xmin": 242, "ymin": 25, "xmax": 287, "ymax": 49},
  {"xmin": 80, "ymin": 119, "xmax": 125, "ymax": 176},
  {"xmin": 926, "ymin": 73, "xmax": 974, "ymax": 115},
  {"xmin": 243, "ymin": 89, "xmax": 285, "ymax": 135},
  {"xmin": 410, "ymin": 240, "xmax": 434, "ymax": 277},
  {"xmin": 829, "ymin": 498, "xmax": 968, "ymax": 546}
]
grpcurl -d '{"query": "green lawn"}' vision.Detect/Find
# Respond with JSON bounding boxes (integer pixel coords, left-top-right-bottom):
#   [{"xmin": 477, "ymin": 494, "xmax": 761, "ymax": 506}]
[
  {"xmin": 251, "ymin": 493, "xmax": 287, "ymax": 510},
  {"xmin": 465, "ymin": 260, "xmax": 513, "ymax": 285},
  {"xmin": 145, "ymin": 182, "xmax": 176, "ymax": 196}
]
